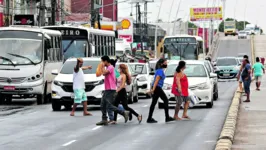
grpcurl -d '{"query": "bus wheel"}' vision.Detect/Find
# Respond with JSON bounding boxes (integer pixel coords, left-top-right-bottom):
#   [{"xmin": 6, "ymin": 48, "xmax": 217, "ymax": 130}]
[
  {"xmin": 37, "ymin": 84, "xmax": 47, "ymax": 105},
  {"xmin": 5, "ymin": 95, "xmax": 12, "ymax": 104}
]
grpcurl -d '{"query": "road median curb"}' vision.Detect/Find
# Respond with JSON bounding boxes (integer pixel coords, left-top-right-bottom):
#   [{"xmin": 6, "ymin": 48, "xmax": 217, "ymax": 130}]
[{"xmin": 215, "ymin": 88, "xmax": 241, "ymax": 150}]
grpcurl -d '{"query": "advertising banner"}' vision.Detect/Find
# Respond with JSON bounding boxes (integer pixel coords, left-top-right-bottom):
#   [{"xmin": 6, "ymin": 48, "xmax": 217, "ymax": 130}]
[
  {"xmin": 190, "ymin": 7, "xmax": 223, "ymax": 21},
  {"xmin": 13, "ymin": 15, "xmax": 35, "ymax": 26},
  {"xmin": 118, "ymin": 17, "xmax": 133, "ymax": 43},
  {"xmin": 197, "ymin": 28, "xmax": 208, "ymax": 48},
  {"xmin": 0, "ymin": 0, "xmax": 3, "ymax": 27}
]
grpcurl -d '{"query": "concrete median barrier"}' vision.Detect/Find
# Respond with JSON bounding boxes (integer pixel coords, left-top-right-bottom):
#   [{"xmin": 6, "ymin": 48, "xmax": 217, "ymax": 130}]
[{"xmin": 215, "ymin": 34, "xmax": 255, "ymax": 150}]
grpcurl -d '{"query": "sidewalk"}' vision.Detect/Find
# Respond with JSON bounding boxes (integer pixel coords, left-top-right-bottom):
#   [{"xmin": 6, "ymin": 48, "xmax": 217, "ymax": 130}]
[{"xmin": 232, "ymin": 75, "xmax": 266, "ymax": 150}]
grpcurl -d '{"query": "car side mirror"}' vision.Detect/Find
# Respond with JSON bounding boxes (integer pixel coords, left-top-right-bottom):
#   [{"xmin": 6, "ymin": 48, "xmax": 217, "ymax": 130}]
[
  {"xmin": 149, "ymin": 72, "xmax": 155, "ymax": 75},
  {"xmin": 51, "ymin": 69, "xmax": 59, "ymax": 75},
  {"xmin": 210, "ymin": 72, "xmax": 217, "ymax": 78}
]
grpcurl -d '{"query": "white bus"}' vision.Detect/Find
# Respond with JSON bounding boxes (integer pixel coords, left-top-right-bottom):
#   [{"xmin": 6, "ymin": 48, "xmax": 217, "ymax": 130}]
[
  {"xmin": 42, "ymin": 25, "xmax": 116, "ymax": 60},
  {"xmin": 0, "ymin": 26, "xmax": 63, "ymax": 104},
  {"xmin": 162, "ymin": 34, "xmax": 203, "ymax": 60}
]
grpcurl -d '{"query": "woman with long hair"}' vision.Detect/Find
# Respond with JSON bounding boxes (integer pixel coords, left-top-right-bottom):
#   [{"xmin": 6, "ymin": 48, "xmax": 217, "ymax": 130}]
[
  {"xmin": 172, "ymin": 61, "xmax": 190, "ymax": 120},
  {"xmin": 112, "ymin": 64, "xmax": 142, "ymax": 124},
  {"xmin": 147, "ymin": 58, "xmax": 175, "ymax": 123}
]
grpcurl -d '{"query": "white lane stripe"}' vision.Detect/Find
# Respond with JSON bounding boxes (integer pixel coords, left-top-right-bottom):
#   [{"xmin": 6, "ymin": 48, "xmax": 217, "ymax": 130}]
[
  {"xmin": 62, "ymin": 140, "xmax": 76, "ymax": 146},
  {"xmin": 142, "ymin": 105, "xmax": 148, "ymax": 107},
  {"xmin": 92, "ymin": 126, "xmax": 102, "ymax": 130}
]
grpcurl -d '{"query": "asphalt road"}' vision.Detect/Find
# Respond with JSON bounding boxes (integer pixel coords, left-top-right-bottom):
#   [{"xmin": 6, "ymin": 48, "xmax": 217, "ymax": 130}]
[{"xmin": 0, "ymin": 36, "xmax": 252, "ymax": 150}]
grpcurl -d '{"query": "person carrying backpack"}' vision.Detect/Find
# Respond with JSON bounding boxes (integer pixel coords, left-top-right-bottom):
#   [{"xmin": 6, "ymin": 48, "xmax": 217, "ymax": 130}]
[{"xmin": 113, "ymin": 64, "xmax": 142, "ymax": 124}]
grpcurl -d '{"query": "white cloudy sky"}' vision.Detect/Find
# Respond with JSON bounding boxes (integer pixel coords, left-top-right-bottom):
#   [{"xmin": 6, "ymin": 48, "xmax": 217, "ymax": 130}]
[{"xmin": 117, "ymin": 0, "xmax": 266, "ymax": 31}]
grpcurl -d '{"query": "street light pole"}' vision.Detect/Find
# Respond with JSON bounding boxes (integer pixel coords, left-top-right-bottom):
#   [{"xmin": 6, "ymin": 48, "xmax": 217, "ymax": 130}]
[
  {"xmin": 244, "ymin": 0, "xmax": 247, "ymax": 29},
  {"xmin": 167, "ymin": 0, "xmax": 175, "ymax": 35},
  {"xmin": 154, "ymin": 0, "xmax": 163, "ymax": 53},
  {"xmin": 172, "ymin": 0, "xmax": 182, "ymax": 35},
  {"xmin": 203, "ymin": 0, "xmax": 209, "ymax": 57}
]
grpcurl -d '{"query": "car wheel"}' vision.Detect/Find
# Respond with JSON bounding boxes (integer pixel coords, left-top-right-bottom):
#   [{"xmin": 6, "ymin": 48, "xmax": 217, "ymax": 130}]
[
  {"xmin": 37, "ymin": 83, "xmax": 47, "ymax": 105},
  {"xmin": 206, "ymin": 100, "xmax": 213, "ymax": 108},
  {"xmin": 213, "ymin": 86, "xmax": 219, "ymax": 101},
  {"xmin": 52, "ymin": 99, "xmax": 61, "ymax": 111},
  {"xmin": 158, "ymin": 102, "xmax": 164, "ymax": 109},
  {"xmin": 0, "ymin": 94, "xmax": 4, "ymax": 105},
  {"xmin": 128, "ymin": 91, "xmax": 133, "ymax": 104},
  {"xmin": 133, "ymin": 94, "xmax": 138, "ymax": 103},
  {"xmin": 64, "ymin": 104, "xmax": 72, "ymax": 110},
  {"xmin": 5, "ymin": 95, "xmax": 12, "ymax": 104}
]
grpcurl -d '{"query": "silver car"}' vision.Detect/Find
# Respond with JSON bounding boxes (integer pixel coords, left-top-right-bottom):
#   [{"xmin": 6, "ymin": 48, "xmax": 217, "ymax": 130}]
[{"xmin": 238, "ymin": 31, "xmax": 247, "ymax": 39}]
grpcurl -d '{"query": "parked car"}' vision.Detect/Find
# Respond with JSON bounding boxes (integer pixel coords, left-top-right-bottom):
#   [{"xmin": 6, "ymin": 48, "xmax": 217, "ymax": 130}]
[
  {"xmin": 115, "ymin": 62, "xmax": 139, "ymax": 103},
  {"xmin": 161, "ymin": 60, "xmax": 216, "ymax": 108},
  {"xmin": 128, "ymin": 63, "xmax": 152, "ymax": 98},
  {"xmin": 203, "ymin": 60, "xmax": 218, "ymax": 100},
  {"xmin": 238, "ymin": 31, "xmax": 247, "ymax": 39},
  {"xmin": 214, "ymin": 57, "xmax": 240, "ymax": 79},
  {"xmin": 51, "ymin": 58, "xmax": 104, "ymax": 111}
]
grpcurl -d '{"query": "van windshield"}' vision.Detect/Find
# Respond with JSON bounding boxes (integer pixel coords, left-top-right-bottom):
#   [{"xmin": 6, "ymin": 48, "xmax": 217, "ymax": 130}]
[{"xmin": 0, "ymin": 31, "xmax": 43, "ymax": 65}]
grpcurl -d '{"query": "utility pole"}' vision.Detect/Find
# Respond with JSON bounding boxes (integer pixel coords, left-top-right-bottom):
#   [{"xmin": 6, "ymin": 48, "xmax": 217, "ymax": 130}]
[
  {"xmin": 5, "ymin": 0, "xmax": 10, "ymax": 26},
  {"xmin": 91, "ymin": 0, "xmax": 95, "ymax": 28},
  {"xmin": 60, "ymin": 0, "xmax": 64, "ymax": 24},
  {"xmin": 38, "ymin": 0, "xmax": 46, "ymax": 26},
  {"xmin": 137, "ymin": 3, "xmax": 143, "ymax": 53},
  {"xmin": 51, "ymin": 0, "xmax": 56, "ymax": 25}
]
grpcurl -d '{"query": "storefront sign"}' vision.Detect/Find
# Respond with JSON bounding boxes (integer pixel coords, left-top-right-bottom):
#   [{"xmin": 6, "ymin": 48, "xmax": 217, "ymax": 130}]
[{"xmin": 13, "ymin": 15, "xmax": 34, "ymax": 26}]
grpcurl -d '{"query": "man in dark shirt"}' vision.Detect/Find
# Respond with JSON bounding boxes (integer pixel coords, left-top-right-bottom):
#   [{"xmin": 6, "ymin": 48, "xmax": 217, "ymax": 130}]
[{"xmin": 242, "ymin": 59, "xmax": 252, "ymax": 102}]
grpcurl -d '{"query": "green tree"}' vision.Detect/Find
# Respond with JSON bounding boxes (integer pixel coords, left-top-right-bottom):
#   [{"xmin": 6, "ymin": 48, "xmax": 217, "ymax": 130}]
[
  {"xmin": 218, "ymin": 18, "xmax": 250, "ymax": 32},
  {"xmin": 188, "ymin": 22, "xmax": 197, "ymax": 28}
]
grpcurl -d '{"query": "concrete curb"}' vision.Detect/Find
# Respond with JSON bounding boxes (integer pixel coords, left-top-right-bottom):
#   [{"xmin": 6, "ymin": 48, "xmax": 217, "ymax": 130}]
[{"xmin": 215, "ymin": 88, "xmax": 241, "ymax": 150}]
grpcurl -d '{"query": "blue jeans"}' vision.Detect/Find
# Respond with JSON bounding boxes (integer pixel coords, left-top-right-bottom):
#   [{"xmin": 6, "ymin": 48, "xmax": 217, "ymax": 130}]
[{"xmin": 243, "ymin": 79, "xmax": 251, "ymax": 93}]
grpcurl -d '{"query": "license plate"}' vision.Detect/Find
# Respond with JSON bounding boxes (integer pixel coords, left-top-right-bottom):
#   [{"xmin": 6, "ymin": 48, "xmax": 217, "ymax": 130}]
[
  {"xmin": 4, "ymin": 86, "xmax": 15, "ymax": 90},
  {"xmin": 223, "ymin": 74, "xmax": 230, "ymax": 76},
  {"xmin": 71, "ymin": 93, "xmax": 74, "ymax": 99}
]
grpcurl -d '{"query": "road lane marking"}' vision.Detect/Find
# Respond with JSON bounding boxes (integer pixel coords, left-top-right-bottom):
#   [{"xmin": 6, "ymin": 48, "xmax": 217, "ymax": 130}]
[
  {"xmin": 204, "ymin": 140, "xmax": 216, "ymax": 143},
  {"xmin": 62, "ymin": 140, "xmax": 76, "ymax": 146},
  {"xmin": 142, "ymin": 105, "xmax": 148, "ymax": 107},
  {"xmin": 92, "ymin": 126, "xmax": 102, "ymax": 130}
]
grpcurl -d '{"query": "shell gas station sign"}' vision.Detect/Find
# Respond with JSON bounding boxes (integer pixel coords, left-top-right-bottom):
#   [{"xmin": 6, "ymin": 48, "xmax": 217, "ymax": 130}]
[{"xmin": 81, "ymin": 17, "xmax": 134, "ymax": 43}]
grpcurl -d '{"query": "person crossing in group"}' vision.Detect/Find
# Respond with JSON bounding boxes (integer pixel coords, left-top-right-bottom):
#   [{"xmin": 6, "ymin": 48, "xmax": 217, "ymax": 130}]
[
  {"xmin": 96, "ymin": 56, "xmax": 129, "ymax": 126},
  {"xmin": 252, "ymin": 57, "xmax": 265, "ymax": 90},
  {"xmin": 147, "ymin": 58, "xmax": 175, "ymax": 123},
  {"xmin": 70, "ymin": 58, "xmax": 93, "ymax": 116},
  {"xmin": 113, "ymin": 64, "xmax": 142, "ymax": 124}
]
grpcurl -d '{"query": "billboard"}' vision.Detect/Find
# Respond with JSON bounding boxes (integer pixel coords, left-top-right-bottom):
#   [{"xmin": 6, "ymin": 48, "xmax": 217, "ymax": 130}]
[
  {"xmin": 190, "ymin": 7, "xmax": 223, "ymax": 21},
  {"xmin": 118, "ymin": 17, "xmax": 133, "ymax": 43},
  {"xmin": 0, "ymin": 0, "xmax": 3, "ymax": 27}
]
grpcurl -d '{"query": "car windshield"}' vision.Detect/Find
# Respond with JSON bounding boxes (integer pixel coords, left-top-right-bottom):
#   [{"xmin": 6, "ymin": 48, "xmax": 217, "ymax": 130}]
[
  {"xmin": 116, "ymin": 51, "xmax": 124, "ymax": 56},
  {"xmin": 129, "ymin": 64, "xmax": 147, "ymax": 74},
  {"xmin": 63, "ymin": 39, "xmax": 88, "ymax": 61},
  {"xmin": 0, "ymin": 31, "xmax": 43, "ymax": 65},
  {"xmin": 60, "ymin": 60, "xmax": 100, "ymax": 74},
  {"xmin": 216, "ymin": 58, "xmax": 237, "ymax": 66},
  {"xmin": 165, "ymin": 64, "xmax": 207, "ymax": 77}
]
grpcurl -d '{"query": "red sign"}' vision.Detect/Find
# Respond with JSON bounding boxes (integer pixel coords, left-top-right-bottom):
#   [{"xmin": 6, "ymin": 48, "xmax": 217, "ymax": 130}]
[
  {"xmin": 197, "ymin": 28, "xmax": 209, "ymax": 48},
  {"xmin": 118, "ymin": 35, "xmax": 133, "ymax": 43},
  {"xmin": 4, "ymin": 86, "xmax": 15, "ymax": 91},
  {"xmin": 0, "ymin": 0, "xmax": 3, "ymax": 27}
]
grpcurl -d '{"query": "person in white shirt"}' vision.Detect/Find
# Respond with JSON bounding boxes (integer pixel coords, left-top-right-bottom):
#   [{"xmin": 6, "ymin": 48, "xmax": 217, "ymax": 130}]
[{"xmin": 70, "ymin": 58, "xmax": 92, "ymax": 116}]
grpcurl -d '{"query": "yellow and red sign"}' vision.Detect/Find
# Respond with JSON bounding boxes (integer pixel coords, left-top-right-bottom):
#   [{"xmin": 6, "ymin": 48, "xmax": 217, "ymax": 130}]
[{"xmin": 190, "ymin": 6, "xmax": 223, "ymax": 21}]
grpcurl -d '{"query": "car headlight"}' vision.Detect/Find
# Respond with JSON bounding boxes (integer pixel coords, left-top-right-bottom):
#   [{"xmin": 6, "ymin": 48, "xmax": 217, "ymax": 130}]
[
  {"xmin": 162, "ymin": 83, "xmax": 172, "ymax": 90},
  {"xmin": 194, "ymin": 82, "xmax": 210, "ymax": 90},
  {"xmin": 95, "ymin": 79, "xmax": 104, "ymax": 85},
  {"xmin": 54, "ymin": 80, "xmax": 63, "ymax": 86},
  {"xmin": 27, "ymin": 72, "xmax": 43, "ymax": 82},
  {"xmin": 138, "ymin": 76, "xmax": 147, "ymax": 81}
]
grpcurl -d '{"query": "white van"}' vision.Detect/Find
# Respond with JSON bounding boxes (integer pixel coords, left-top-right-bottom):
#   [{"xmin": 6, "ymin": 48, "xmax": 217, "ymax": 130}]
[{"xmin": 115, "ymin": 38, "xmax": 131, "ymax": 56}]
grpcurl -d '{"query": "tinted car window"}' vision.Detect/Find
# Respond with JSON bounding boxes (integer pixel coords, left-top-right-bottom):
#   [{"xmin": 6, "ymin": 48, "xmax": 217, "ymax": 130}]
[
  {"xmin": 165, "ymin": 64, "xmax": 207, "ymax": 77},
  {"xmin": 216, "ymin": 58, "xmax": 237, "ymax": 66},
  {"xmin": 60, "ymin": 60, "xmax": 100, "ymax": 74}
]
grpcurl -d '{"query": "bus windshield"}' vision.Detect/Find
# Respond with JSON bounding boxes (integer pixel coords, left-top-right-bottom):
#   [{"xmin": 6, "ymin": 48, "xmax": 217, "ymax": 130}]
[
  {"xmin": 0, "ymin": 31, "xmax": 43, "ymax": 65},
  {"xmin": 63, "ymin": 39, "xmax": 88, "ymax": 60},
  {"xmin": 163, "ymin": 37, "xmax": 198, "ymax": 60}
]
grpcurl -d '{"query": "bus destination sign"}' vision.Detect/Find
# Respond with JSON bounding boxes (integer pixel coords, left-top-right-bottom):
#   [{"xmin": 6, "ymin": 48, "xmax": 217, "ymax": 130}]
[
  {"xmin": 164, "ymin": 37, "xmax": 196, "ymax": 43},
  {"xmin": 45, "ymin": 27, "xmax": 88, "ymax": 37}
]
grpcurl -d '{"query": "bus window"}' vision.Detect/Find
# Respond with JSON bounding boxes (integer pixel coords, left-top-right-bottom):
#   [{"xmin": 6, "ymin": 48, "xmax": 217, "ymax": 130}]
[{"xmin": 63, "ymin": 40, "xmax": 86, "ymax": 60}]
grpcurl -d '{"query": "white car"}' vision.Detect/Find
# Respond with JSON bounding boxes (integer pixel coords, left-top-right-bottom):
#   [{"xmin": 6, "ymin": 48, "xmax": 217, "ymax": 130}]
[
  {"xmin": 128, "ymin": 63, "xmax": 152, "ymax": 98},
  {"xmin": 51, "ymin": 58, "xmax": 104, "ymax": 111},
  {"xmin": 238, "ymin": 31, "xmax": 247, "ymax": 39},
  {"xmin": 159, "ymin": 60, "xmax": 217, "ymax": 108},
  {"xmin": 115, "ymin": 62, "xmax": 139, "ymax": 103}
]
